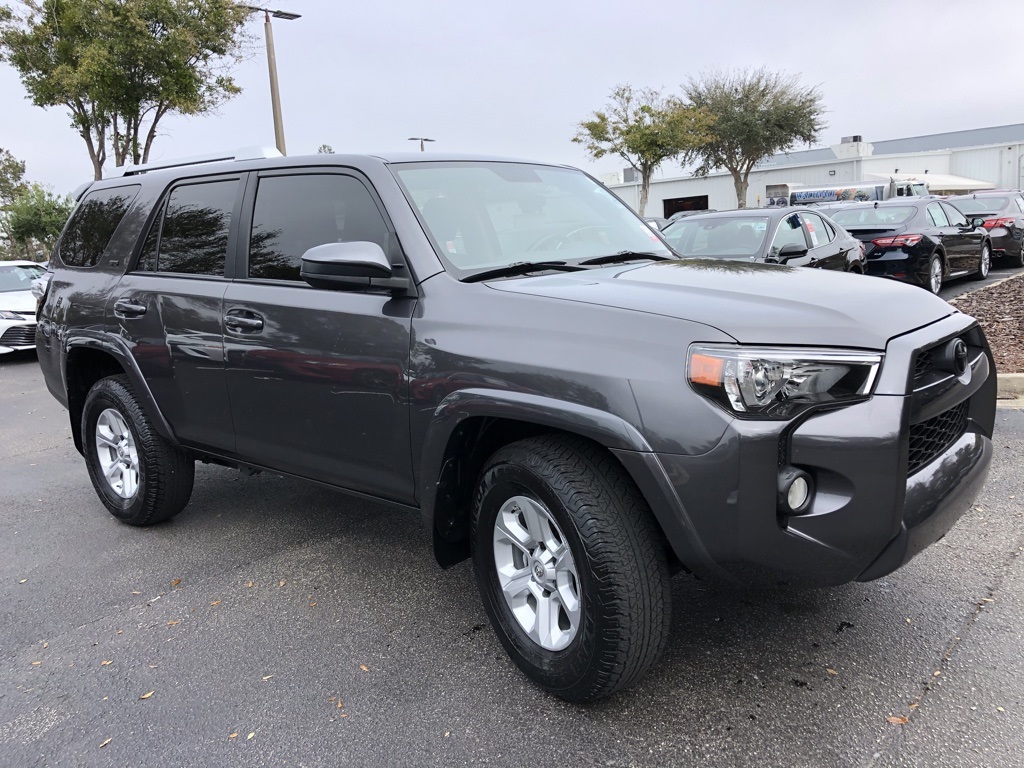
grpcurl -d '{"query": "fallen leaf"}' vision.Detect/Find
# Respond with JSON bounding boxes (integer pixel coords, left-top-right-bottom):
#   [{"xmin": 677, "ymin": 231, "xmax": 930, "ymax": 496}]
[
  {"xmin": 909, "ymin": 703, "xmax": 919, "ymax": 709},
  {"xmin": 997, "ymin": 707, "xmax": 1005, "ymax": 713},
  {"xmin": 887, "ymin": 716, "xmax": 908, "ymax": 725},
  {"xmin": 116, "ymin": 630, "xmax": 122, "ymax": 635},
  {"xmin": 933, "ymin": 670, "xmax": 941, "ymax": 677},
  {"xmin": 247, "ymin": 582, "xmax": 254, "ymax": 588},
  {"xmin": 167, "ymin": 620, "xmax": 181, "ymax": 626},
  {"xmin": 247, "ymin": 732, "xmax": 255, "ymax": 740},
  {"xmin": 309, "ymin": 602, "xmax": 317, "ymax": 607},
  {"xmin": 139, "ymin": 691, "xmax": 155, "ymax": 700},
  {"xmin": 171, "ymin": 579, "xmax": 181, "ymax": 587},
  {"xmin": 210, "ymin": 600, "xmax": 221, "ymax": 606},
  {"xmin": 262, "ymin": 675, "xmax": 274, "ymax": 681},
  {"xmin": 31, "ymin": 661, "xmax": 41, "ymax": 666},
  {"xmin": 99, "ymin": 738, "xmax": 112, "ymax": 749},
  {"xmin": 826, "ymin": 668, "xmax": 838, "ymax": 675},
  {"xmin": 148, "ymin": 664, "xmax": 157, "ymax": 669},
  {"xmin": 337, "ymin": 700, "xmax": 344, "ymax": 709},
  {"xmin": 359, "ymin": 664, "xmax": 369, "ymax": 672},
  {"xmin": 444, "ymin": 731, "xmax": 450, "ymax": 737},
  {"xmin": 18, "ymin": 579, "xmax": 27, "ymax": 584},
  {"xmin": 42, "ymin": 642, "xmax": 48, "ymax": 649},
  {"xmin": 100, "ymin": 660, "xmax": 113, "ymax": 666},
  {"xmin": 339, "ymin": 713, "xmax": 348, "ymax": 718},
  {"xmin": 131, "ymin": 591, "xmax": 141, "ymax": 595},
  {"xmin": 228, "ymin": 732, "xmax": 238, "ymax": 739},
  {"xmin": 981, "ymin": 598, "xmax": 995, "ymax": 603},
  {"xmin": 279, "ymin": 580, "xmax": 286, "ymax": 587}
]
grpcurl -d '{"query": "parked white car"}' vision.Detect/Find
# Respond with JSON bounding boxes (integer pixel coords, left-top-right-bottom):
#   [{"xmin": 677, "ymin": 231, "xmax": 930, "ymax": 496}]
[{"xmin": 0, "ymin": 260, "xmax": 46, "ymax": 354}]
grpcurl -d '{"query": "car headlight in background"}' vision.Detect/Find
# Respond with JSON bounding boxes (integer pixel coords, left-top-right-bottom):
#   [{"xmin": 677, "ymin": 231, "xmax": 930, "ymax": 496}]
[
  {"xmin": 687, "ymin": 345, "xmax": 883, "ymax": 420},
  {"xmin": 0, "ymin": 310, "xmax": 23, "ymax": 320}
]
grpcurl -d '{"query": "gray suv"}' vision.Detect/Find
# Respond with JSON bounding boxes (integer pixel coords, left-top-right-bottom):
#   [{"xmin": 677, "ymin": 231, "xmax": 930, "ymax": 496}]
[{"xmin": 36, "ymin": 150, "xmax": 996, "ymax": 702}]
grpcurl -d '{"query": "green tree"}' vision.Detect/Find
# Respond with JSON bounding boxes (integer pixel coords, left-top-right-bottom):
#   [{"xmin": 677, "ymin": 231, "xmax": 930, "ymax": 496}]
[
  {"xmin": 5, "ymin": 182, "xmax": 74, "ymax": 258},
  {"xmin": 573, "ymin": 84, "xmax": 714, "ymax": 216},
  {"xmin": 316, "ymin": 144, "xmax": 335, "ymax": 154},
  {"xmin": 683, "ymin": 68, "xmax": 826, "ymax": 208},
  {"xmin": 0, "ymin": 146, "xmax": 28, "ymax": 257},
  {"xmin": 0, "ymin": 0, "xmax": 250, "ymax": 180}
]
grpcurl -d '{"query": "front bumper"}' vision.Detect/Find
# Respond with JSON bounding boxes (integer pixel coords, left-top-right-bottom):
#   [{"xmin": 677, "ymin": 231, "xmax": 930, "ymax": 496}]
[
  {"xmin": 615, "ymin": 314, "xmax": 996, "ymax": 588},
  {"xmin": 0, "ymin": 320, "xmax": 37, "ymax": 354}
]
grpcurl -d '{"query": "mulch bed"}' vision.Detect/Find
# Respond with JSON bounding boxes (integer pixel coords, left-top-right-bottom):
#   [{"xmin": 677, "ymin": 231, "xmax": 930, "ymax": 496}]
[{"xmin": 949, "ymin": 273, "xmax": 1024, "ymax": 373}]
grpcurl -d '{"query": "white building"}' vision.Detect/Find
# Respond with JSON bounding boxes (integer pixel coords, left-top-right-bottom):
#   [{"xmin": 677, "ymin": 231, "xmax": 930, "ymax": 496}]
[{"xmin": 606, "ymin": 124, "xmax": 1024, "ymax": 216}]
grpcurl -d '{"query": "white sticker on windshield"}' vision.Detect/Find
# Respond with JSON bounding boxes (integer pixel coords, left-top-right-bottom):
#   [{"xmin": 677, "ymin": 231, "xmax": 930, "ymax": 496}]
[{"xmin": 806, "ymin": 220, "xmax": 819, "ymax": 247}]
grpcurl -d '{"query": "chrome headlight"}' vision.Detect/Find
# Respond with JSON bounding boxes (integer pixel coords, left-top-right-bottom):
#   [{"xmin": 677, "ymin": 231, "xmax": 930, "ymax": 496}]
[
  {"xmin": 687, "ymin": 345, "xmax": 883, "ymax": 420},
  {"xmin": 0, "ymin": 310, "xmax": 23, "ymax": 321}
]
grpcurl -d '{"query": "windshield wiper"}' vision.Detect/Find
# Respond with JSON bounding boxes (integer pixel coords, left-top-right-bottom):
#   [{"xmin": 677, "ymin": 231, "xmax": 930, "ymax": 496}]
[
  {"xmin": 462, "ymin": 260, "xmax": 586, "ymax": 283},
  {"xmin": 577, "ymin": 251, "xmax": 672, "ymax": 266}
]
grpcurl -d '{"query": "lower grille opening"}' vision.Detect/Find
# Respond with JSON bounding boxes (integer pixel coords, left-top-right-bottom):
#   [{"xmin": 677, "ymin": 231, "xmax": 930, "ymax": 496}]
[
  {"xmin": 907, "ymin": 400, "xmax": 969, "ymax": 475},
  {"xmin": 0, "ymin": 324, "xmax": 36, "ymax": 346}
]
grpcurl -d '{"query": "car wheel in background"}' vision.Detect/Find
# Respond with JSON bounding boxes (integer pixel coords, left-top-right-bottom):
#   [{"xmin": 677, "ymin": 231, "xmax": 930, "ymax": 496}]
[
  {"xmin": 471, "ymin": 435, "xmax": 671, "ymax": 702},
  {"xmin": 926, "ymin": 254, "xmax": 943, "ymax": 294},
  {"xmin": 82, "ymin": 374, "xmax": 195, "ymax": 525},
  {"xmin": 972, "ymin": 243, "xmax": 991, "ymax": 281}
]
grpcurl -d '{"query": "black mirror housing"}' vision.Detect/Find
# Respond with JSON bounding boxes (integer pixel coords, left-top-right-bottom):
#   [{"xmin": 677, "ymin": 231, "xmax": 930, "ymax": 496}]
[{"xmin": 777, "ymin": 242, "xmax": 809, "ymax": 262}]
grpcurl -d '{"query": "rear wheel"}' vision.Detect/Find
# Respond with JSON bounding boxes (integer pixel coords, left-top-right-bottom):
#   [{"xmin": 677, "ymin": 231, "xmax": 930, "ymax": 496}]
[
  {"xmin": 925, "ymin": 254, "xmax": 943, "ymax": 294},
  {"xmin": 82, "ymin": 375, "xmax": 194, "ymax": 525},
  {"xmin": 471, "ymin": 435, "xmax": 672, "ymax": 702},
  {"xmin": 1008, "ymin": 243, "xmax": 1024, "ymax": 268},
  {"xmin": 972, "ymin": 243, "xmax": 991, "ymax": 281}
]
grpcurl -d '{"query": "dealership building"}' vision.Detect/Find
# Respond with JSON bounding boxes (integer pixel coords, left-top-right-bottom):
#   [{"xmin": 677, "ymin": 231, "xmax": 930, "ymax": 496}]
[{"xmin": 605, "ymin": 124, "xmax": 1024, "ymax": 216}]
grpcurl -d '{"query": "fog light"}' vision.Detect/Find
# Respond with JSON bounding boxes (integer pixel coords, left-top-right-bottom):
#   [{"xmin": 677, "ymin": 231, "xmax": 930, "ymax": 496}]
[{"xmin": 778, "ymin": 467, "xmax": 814, "ymax": 515}]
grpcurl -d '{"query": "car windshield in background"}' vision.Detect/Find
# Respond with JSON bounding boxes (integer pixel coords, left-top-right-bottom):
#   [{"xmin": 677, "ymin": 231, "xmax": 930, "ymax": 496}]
[
  {"xmin": 829, "ymin": 207, "xmax": 917, "ymax": 227},
  {"xmin": 391, "ymin": 162, "xmax": 670, "ymax": 275},
  {"xmin": 0, "ymin": 264, "xmax": 45, "ymax": 292},
  {"xmin": 951, "ymin": 197, "xmax": 1008, "ymax": 213},
  {"xmin": 661, "ymin": 216, "xmax": 769, "ymax": 258}
]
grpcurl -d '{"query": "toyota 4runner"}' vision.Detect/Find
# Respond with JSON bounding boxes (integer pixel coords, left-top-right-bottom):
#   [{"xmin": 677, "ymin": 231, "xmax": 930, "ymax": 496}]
[{"xmin": 36, "ymin": 149, "xmax": 996, "ymax": 702}]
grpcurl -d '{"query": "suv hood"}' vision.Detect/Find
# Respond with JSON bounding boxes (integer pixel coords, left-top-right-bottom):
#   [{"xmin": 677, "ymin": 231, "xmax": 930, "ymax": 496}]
[{"xmin": 486, "ymin": 259, "xmax": 956, "ymax": 349}]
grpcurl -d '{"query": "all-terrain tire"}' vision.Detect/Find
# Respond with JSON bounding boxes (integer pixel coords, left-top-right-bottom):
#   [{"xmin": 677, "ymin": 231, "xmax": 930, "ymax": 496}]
[
  {"xmin": 471, "ymin": 434, "xmax": 672, "ymax": 702},
  {"xmin": 82, "ymin": 375, "xmax": 194, "ymax": 525}
]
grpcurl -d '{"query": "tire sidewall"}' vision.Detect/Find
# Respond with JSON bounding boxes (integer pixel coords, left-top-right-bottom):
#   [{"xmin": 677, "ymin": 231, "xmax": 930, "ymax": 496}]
[
  {"xmin": 82, "ymin": 381, "xmax": 149, "ymax": 521},
  {"xmin": 471, "ymin": 460, "xmax": 600, "ymax": 695}
]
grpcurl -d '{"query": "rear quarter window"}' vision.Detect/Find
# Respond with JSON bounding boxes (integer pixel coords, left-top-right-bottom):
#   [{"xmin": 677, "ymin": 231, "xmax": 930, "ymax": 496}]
[{"xmin": 58, "ymin": 185, "xmax": 141, "ymax": 268}]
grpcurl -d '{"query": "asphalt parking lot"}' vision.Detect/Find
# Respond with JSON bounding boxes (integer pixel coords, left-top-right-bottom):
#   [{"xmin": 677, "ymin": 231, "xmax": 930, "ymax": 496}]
[
  {"xmin": 939, "ymin": 260, "xmax": 1024, "ymax": 301},
  {"xmin": 2, "ymin": 354, "xmax": 1023, "ymax": 768}
]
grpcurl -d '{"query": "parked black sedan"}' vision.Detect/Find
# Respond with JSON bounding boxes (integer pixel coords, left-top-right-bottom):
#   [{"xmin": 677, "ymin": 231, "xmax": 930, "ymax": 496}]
[
  {"xmin": 659, "ymin": 208, "xmax": 867, "ymax": 272},
  {"xmin": 816, "ymin": 199, "xmax": 992, "ymax": 294},
  {"xmin": 947, "ymin": 191, "xmax": 1024, "ymax": 267}
]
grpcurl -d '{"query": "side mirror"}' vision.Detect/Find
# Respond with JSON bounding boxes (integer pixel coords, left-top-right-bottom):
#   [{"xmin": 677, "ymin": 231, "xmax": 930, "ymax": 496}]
[
  {"xmin": 776, "ymin": 242, "xmax": 809, "ymax": 263},
  {"xmin": 300, "ymin": 241, "xmax": 409, "ymax": 293},
  {"xmin": 971, "ymin": 217, "xmax": 986, "ymax": 228}
]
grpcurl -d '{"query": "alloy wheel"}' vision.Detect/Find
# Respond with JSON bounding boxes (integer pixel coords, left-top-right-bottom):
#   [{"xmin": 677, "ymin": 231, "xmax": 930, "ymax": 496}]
[
  {"xmin": 492, "ymin": 495, "xmax": 581, "ymax": 651},
  {"xmin": 94, "ymin": 408, "xmax": 140, "ymax": 499}
]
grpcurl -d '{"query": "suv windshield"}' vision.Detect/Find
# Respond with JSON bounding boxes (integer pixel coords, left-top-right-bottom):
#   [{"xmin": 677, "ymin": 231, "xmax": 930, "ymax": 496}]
[
  {"xmin": 950, "ymin": 196, "xmax": 1008, "ymax": 213},
  {"xmin": 0, "ymin": 263, "xmax": 44, "ymax": 292},
  {"xmin": 391, "ymin": 162, "xmax": 670, "ymax": 275}
]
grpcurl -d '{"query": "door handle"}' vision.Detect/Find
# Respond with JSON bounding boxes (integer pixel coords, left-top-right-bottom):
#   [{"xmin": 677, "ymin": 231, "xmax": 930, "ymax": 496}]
[
  {"xmin": 224, "ymin": 314, "xmax": 264, "ymax": 332},
  {"xmin": 113, "ymin": 299, "xmax": 147, "ymax": 318}
]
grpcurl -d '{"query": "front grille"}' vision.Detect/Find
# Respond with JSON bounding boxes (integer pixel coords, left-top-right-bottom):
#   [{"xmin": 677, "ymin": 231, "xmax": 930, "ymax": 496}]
[
  {"xmin": 907, "ymin": 400, "xmax": 969, "ymax": 475},
  {"xmin": 913, "ymin": 349, "xmax": 935, "ymax": 381},
  {"xmin": 0, "ymin": 324, "xmax": 36, "ymax": 347}
]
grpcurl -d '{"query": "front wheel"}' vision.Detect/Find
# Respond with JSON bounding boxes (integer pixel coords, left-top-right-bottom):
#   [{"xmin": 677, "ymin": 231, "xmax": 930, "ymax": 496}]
[
  {"xmin": 471, "ymin": 435, "xmax": 672, "ymax": 702},
  {"xmin": 972, "ymin": 243, "xmax": 991, "ymax": 281},
  {"xmin": 82, "ymin": 375, "xmax": 194, "ymax": 525}
]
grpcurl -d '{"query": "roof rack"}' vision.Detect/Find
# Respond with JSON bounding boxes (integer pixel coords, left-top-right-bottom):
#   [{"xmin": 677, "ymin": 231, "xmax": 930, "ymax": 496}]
[{"xmin": 113, "ymin": 146, "xmax": 283, "ymax": 177}]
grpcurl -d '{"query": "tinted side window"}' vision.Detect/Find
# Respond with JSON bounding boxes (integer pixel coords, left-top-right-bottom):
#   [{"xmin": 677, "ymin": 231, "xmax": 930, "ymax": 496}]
[
  {"xmin": 800, "ymin": 212, "xmax": 834, "ymax": 245},
  {"xmin": 927, "ymin": 204, "xmax": 950, "ymax": 227},
  {"xmin": 135, "ymin": 201, "xmax": 164, "ymax": 273},
  {"xmin": 769, "ymin": 214, "xmax": 807, "ymax": 257},
  {"xmin": 59, "ymin": 185, "xmax": 141, "ymax": 267},
  {"xmin": 148, "ymin": 180, "xmax": 238, "ymax": 276},
  {"xmin": 940, "ymin": 203, "xmax": 966, "ymax": 227},
  {"xmin": 249, "ymin": 174, "xmax": 390, "ymax": 281}
]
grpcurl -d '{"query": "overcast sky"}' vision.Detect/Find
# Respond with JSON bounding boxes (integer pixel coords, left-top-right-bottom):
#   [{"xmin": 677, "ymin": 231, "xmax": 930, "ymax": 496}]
[{"xmin": 2, "ymin": 0, "xmax": 1023, "ymax": 194}]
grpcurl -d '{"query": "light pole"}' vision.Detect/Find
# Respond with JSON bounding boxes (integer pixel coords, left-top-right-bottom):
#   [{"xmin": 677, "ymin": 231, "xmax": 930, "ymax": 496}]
[
  {"xmin": 408, "ymin": 137, "xmax": 435, "ymax": 152},
  {"xmin": 245, "ymin": 6, "xmax": 301, "ymax": 156}
]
